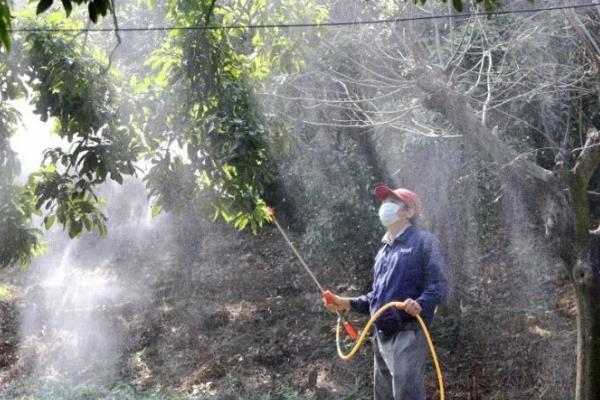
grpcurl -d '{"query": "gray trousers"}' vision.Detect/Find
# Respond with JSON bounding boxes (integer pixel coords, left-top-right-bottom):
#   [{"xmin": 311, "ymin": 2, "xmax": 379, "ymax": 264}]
[{"xmin": 373, "ymin": 330, "xmax": 428, "ymax": 400}]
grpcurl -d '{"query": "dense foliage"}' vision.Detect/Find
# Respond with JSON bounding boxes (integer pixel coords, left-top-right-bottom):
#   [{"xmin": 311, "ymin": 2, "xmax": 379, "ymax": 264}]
[
  {"xmin": 0, "ymin": 0, "xmax": 534, "ymax": 266},
  {"xmin": 0, "ymin": 0, "xmax": 330, "ymax": 267},
  {"xmin": 25, "ymin": 29, "xmax": 141, "ymax": 238}
]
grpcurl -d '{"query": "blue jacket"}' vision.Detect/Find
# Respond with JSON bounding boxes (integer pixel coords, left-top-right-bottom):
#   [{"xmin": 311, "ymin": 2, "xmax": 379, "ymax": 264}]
[{"xmin": 350, "ymin": 225, "xmax": 449, "ymax": 336}]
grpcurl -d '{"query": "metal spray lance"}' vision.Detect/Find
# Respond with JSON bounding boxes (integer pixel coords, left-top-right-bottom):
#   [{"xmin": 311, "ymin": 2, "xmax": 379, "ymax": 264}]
[{"xmin": 265, "ymin": 207, "xmax": 358, "ymax": 341}]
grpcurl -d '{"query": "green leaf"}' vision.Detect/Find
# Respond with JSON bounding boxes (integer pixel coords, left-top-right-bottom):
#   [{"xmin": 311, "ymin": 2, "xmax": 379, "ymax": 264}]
[
  {"xmin": 97, "ymin": 222, "xmax": 107, "ymax": 237},
  {"xmin": 88, "ymin": 1, "xmax": 98, "ymax": 23},
  {"xmin": 68, "ymin": 219, "xmax": 83, "ymax": 238},
  {"xmin": 80, "ymin": 201, "xmax": 94, "ymax": 213},
  {"xmin": 0, "ymin": 3, "xmax": 10, "ymax": 51},
  {"xmin": 97, "ymin": 162, "xmax": 107, "ymax": 181},
  {"xmin": 35, "ymin": 197, "xmax": 45, "ymax": 210},
  {"xmin": 452, "ymin": 0, "xmax": 463, "ymax": 12},
  {"xmin": 82, "ymin": 215, "xmax": 92, "ymax": 231},
  {"xmin": 36, "ymin": 0, "xmax": 54, "ymax": 15},
  {"xmin": 0, "ymin": 24, "xmax": 9, "ymax": 52},
  {"xmin": 97, "ymin": 0, "xmax": 108, "ymax": 17},
  {"xmin": 483, "ymin": 0, "xmax": 500, "ymax": 12},
  {"xmin": 111, "ymin": 171, "xmax": 123, "ymax": 185},
  {"xmin": 234, "ymin": 215, "xmax": 248, "ymax": 230},
  {"xmin": 151, "ymin": 204, "xmax": 162, "ymax": 218},
  {"xmin": 0, "ymin": 284, "xmax": 12, "ymax": 300},
  {"xmin": 44, "ymin": 215, "xmax": 56, "ymax": 230},
  {"xmin": 60, "ymin": 0, "xmax": 73, "ymax": 17}
]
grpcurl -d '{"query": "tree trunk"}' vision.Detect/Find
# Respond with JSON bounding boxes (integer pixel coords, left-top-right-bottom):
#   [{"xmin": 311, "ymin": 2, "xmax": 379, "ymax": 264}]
[
  {"xmin": 573, "ymin": 258, "xmax": 600, "ymax": 400},
  {"xmin": 570, "ymin": 129, "xmax": 600, "ymax": 400}
]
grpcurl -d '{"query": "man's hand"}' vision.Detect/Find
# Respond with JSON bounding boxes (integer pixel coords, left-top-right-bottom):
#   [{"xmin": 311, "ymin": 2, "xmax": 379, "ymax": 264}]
[
  {"xmin": 323, "ymin": 290, "xmax": 351, "ymax": 313},
  {"xmin": 403, "ymin": 298, "xmax": 422, "ymax": 317}
]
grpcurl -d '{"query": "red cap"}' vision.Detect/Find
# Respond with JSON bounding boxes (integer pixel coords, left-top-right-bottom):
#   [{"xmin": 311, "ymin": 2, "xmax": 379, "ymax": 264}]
[{"xmin": 374, "ymin": 186, "xmax": 422, "ymax": 217}]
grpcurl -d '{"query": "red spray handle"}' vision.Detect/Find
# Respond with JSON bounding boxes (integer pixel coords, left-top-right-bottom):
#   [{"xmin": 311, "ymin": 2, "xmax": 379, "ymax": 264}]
[
  {"xmin": 343, "ymin": 320, "xmax": 359, "ymax": 340},
  {"xmin": 323, "ymin": 291, "xmax": 335, "ymax": 305},
  {"xmin": 323, "ymin": 290, "xmax": 359, "ymax": 341}
]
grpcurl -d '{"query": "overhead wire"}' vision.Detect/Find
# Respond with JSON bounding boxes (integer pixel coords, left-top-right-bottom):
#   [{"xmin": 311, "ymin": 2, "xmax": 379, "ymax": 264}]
[{"xmin": 6, "ymin": 2, "xmax": 600, "ymax": 34}]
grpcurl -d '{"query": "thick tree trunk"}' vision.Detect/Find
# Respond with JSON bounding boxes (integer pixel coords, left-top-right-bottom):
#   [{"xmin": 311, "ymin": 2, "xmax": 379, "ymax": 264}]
[
  {"xmin": 571, "ymin": 130, "xmax": 600, "ymax": 400},
  {"xmin": 573, "ymin": 258, "xmax": 600, "ymax": 400}
]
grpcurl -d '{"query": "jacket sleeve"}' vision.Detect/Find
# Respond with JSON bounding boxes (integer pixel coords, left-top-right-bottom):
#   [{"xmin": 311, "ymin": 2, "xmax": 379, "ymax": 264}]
[
  {"xmin": 416, "ymin": 236, "xmax": 449, "ymax": 312},
  {"xmin": 349, "ymin": 291, "xmax": 373, "ymax": 315}
]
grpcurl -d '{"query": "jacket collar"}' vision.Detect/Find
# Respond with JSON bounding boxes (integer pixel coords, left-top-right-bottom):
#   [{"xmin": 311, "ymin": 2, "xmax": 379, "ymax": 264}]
[{"xmin": 381, "ymin": 224, "xmax": 413, "ymax": 245}]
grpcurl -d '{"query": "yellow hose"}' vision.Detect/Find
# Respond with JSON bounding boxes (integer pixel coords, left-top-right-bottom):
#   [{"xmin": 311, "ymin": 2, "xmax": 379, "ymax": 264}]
[{"xmin": 335, "ymin": 301, "xmax": 445, "ymax": 400}]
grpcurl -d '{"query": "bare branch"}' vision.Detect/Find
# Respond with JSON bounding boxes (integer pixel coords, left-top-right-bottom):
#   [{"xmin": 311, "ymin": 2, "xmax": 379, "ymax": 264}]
[
  {"xmin": 446, "ymin": 16, "xmax": 474, "ymax": 73},
  {"xmin": 205, "ymin": 0, "xmax": 217, "ymax": 26},
  {"xmin": 82, "ymin": 20, "xmax": 91, "ymax": 49},
  {"xmin": 301, "ymin": 107, "xmax": 416, "ymax": 128},
  {"xmin": 481, "ymin": 51, "xmax": 492, "ymax": 126},
  {"xmin": 573, "ymin": 128, "xmax": 600, "ymax": 186},
  {"xmin": 566, "ymin": 9, "xmax": 600, "ymax": 68},
  {"xmin": 417, "ymin": 71, "xmax": 554, "ymax": 188},
  {"xmin": 100, "ymin": 0, "xmax": 121, "ymax": 75},
  {"xmin": 256, "ymin": 87, "xmax": 406, "ymax": 105},
  {"xmin": 464, "ymin": 53, "xmax": 486, "ymax": 94}
]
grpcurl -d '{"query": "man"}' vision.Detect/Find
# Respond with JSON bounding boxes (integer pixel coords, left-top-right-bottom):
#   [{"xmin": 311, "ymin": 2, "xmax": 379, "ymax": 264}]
[{"xmin": 324, "ymin": 185, "xmax": 449, "ymax": 400}]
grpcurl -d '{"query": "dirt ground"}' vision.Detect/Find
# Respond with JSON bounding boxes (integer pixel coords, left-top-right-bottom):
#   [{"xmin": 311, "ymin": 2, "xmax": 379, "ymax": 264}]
[{"xmin": 0, "ymin": 217, "xmax": 577, "ymax": 399}]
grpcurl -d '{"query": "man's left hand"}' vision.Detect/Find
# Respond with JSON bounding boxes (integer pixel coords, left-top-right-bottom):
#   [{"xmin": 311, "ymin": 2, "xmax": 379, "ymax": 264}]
[{"xmin": 404, "ymin": 298, "xmax": 422, "ymax": 317}]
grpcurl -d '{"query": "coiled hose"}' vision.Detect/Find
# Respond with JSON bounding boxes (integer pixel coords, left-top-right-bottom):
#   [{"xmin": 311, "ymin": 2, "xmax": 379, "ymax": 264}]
[{"xmin": 335, "ymin": 301, "xmax": 445, "ymax": 400}]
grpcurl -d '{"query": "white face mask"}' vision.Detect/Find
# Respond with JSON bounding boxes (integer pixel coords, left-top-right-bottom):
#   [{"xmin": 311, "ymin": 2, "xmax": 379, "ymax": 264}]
[{"xmin": 378, "ymin": 202, "xmax": 401, "ymax": 227}]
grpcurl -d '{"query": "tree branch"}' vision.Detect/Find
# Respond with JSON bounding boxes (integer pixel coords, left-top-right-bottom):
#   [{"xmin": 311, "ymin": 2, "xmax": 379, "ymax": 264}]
[
  {"xmin": 100, "ymin": 0, "xmax": 121, "ymax": 75},
  {"xmin": 567, "ymin": 128, "xmax": 600, "ymax": 255},
  {"xmin": 573, "ymin": 128, "xmax": 600, "ymax": 186},
  {"xmin": 205, "ymin": 0, "xmax": 217, "ymax": 26},
  {"xmin": 416, "ymin": 71, "xmax": 554, "ymax": 188}
]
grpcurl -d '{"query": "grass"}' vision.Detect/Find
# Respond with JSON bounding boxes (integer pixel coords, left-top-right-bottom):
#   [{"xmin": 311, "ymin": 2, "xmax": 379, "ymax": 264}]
[
  {"xmin": 1, "ymin": 383, "xmax": 188, "ymax": 400},
  {"xmin": 0, "ymin": 375, "xmax": 315, "ymax": 400}
]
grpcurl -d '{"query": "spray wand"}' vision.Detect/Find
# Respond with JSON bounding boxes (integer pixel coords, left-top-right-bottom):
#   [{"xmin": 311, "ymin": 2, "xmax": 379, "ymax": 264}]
[{"xmin": 265, "ymin": 207, "xmax": 358, "ymax": 340}]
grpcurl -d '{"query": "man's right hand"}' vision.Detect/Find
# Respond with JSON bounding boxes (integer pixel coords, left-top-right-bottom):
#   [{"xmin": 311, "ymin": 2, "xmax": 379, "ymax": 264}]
[{"xmin": 322, "ymin": 290, "xmax": 351, "ymax": 313}]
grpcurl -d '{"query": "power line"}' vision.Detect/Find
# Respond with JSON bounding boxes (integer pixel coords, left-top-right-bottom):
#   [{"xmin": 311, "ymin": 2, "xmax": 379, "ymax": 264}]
[{"xmin": 7, "ymin": 2, "xmax": 599, "ymax": 33}]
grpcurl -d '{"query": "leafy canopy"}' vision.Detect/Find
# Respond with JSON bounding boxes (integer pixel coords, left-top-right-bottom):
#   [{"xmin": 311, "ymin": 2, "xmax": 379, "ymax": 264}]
[{"xmin": 0, "ymin": 0, "xmax": 513, "ymax": 51}]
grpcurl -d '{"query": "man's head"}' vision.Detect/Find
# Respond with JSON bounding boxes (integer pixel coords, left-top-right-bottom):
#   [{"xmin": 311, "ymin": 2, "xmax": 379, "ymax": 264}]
[{"xmin": 374, "ymin": 186, "xmax": 421, "ymax": 226}]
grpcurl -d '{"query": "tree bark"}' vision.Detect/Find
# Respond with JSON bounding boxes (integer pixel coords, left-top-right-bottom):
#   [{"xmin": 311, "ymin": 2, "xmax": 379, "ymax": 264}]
[
  {"xmin": 572, "ymin": 255, "xmax": 600, "ymax": 400},
  {"xmin": 572, "ymin": 129, "xmax": 600, "ymax": 251},
  {"xmin": 571, "ymin": 129, "xmax": 600, "ymax": 400}
]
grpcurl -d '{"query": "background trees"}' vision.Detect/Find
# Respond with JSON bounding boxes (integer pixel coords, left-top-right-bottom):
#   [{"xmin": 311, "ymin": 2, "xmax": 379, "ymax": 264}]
[{"xmin": 267, "ymin": 2, "xmax": 599, "ymax": 398}]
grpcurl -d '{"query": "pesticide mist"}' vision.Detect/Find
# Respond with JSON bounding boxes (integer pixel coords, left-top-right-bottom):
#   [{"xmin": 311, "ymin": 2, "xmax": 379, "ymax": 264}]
[{"xmin": 18, "ymin": 180, "xmax": 158, "ymax": 384}]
